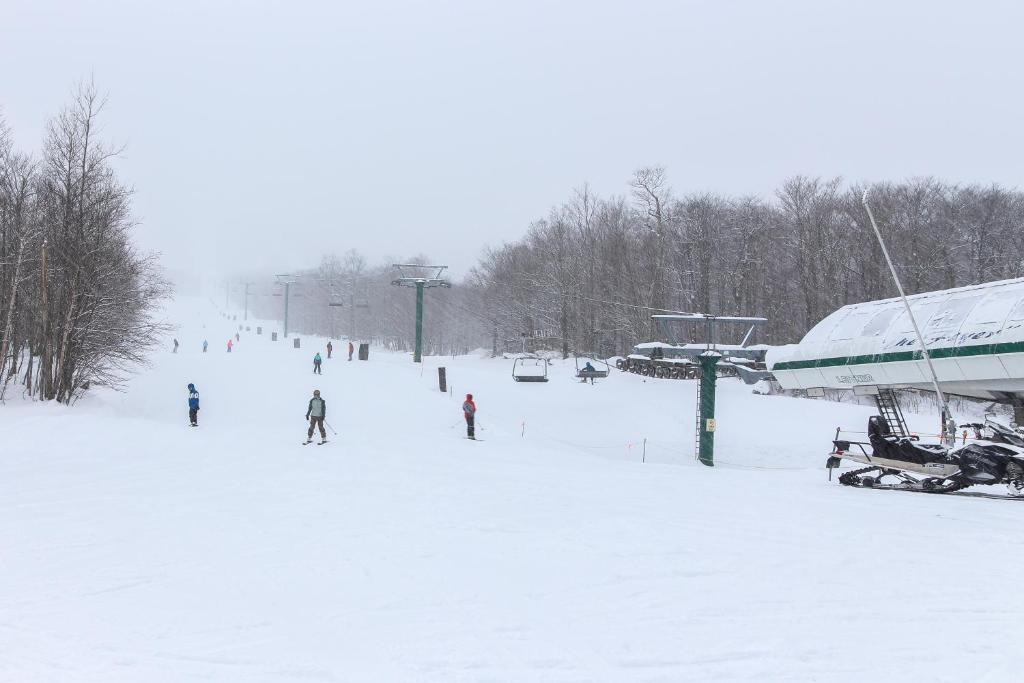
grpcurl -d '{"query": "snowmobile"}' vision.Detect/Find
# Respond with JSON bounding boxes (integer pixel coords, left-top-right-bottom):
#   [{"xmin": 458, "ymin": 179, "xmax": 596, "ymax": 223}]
[
  {"xmin": 959, "ymin": 414, "xmax": 1024, "ymax": 449},
  {"xmin": 827, "ymin": 415, "xmax": 1024, "ymax": 495}
]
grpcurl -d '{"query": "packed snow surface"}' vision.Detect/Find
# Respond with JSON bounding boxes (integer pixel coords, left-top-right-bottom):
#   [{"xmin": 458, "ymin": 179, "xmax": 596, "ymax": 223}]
[{"xmin": 2, "ymin": 298, "xmax": 1023, "ymax": 682}]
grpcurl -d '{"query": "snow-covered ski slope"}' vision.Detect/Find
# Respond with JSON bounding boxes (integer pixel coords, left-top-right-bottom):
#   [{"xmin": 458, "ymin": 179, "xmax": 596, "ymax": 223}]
[{"xmin": 3, "ymin": 297, "xmax": 1023, "ymax": 682}]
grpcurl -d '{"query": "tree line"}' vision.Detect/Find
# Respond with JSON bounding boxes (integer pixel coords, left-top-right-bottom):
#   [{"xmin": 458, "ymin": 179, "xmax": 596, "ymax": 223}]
[
  {"xmin": 471, "ymin": 169, "xmax": 1024, "ymax": 356},
  {"xmin": 0, "ymin": 83, "xmax": 168, "ymax": 403},
  {"xmin": 243, "ymin": 168, "xmax": 1024, "ymax": 359}
]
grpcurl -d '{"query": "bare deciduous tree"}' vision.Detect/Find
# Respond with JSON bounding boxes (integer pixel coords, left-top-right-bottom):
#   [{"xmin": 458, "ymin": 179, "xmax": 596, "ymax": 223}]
[{"xmin": 0, "ymin": 83, "xmax": 169, "ymax": 405}]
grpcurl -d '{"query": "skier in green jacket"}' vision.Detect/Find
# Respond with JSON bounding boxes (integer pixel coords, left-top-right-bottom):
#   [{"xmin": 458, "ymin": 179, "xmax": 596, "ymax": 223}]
[{"xmin": 304, "ymin": 389, "xmax": 327, "ymax": 444}]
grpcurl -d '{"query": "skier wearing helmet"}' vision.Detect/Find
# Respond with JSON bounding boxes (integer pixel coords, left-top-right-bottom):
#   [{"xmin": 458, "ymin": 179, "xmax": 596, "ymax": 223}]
[
  {"xmin": 304, "ymin": 389, "xmax": 328, "ymax": 444},
  {"xmin": 463, "ymin": 393, "xmax": 476, "ymax": 440}
]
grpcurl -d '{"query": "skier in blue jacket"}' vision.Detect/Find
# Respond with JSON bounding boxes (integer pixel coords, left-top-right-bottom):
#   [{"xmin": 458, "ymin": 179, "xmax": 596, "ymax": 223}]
[{"xmin": 187, "ymin": 383, "xmax": 200, "ymax": 426}]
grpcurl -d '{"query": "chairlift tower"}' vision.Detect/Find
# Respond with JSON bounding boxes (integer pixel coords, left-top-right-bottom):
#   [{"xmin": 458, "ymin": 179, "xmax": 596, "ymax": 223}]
[
  {"xmin": 274, "ymin": 274, "xmax": 298, "ymax": 337},
  {"xmin": 653, "ymin": 312, "xmax": 768, "ymax": 467},
  {"xmin": 390, "ymin": 264, "xmax": 451, "ymax": 363},
  {"xmin": 241, "ymin": 282, "xmax": 254, "ymax": 321},
  {"xmin": 323, "ymin": 279, "xmax": 369, "ymax": 340}
]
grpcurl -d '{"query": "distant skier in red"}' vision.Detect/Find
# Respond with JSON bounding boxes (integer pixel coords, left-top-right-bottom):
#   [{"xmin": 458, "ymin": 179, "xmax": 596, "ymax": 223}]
[
  {"xmin": 348, "ymin": 341, "xmax": 355, "ymax": 361},
  {"xmin": 463, "ymin": 393, "xmax": 476, "ymax": 440}
]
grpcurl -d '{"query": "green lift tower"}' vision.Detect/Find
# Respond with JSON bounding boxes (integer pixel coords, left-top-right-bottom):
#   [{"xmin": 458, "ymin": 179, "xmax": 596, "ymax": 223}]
[{"xmin": 390, "ymin": 264, "xmax": 451, "ymax": 363}]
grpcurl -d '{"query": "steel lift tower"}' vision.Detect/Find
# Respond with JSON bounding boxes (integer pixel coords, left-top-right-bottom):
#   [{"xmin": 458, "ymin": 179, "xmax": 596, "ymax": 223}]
[{"xmin": 390, "ymin": 264, "xmax": 451, "ymax": 363}]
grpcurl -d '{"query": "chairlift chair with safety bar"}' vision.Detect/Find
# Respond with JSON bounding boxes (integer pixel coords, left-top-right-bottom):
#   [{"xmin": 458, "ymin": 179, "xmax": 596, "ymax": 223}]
[{"xmin": 512, "ymin": 356, "xmax": 549, "ymax": 383}]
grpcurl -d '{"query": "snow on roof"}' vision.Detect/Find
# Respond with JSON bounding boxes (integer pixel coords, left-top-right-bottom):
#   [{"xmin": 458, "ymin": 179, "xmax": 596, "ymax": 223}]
[
  {"xmin": 635, "ymin": 341, "xmax": 766, "ymax": 352},
  {"xmin": 634, "ymin": 341, "xmax": 676, "ymax": 349},
  {"xmin": 837, "ymin": 276, "xmax": 1024, "ymax": 309},
  {"xmin": 627, "ymin": 354, "xmax": 694, "ymax": 363},
  {"xmin": 652, "ymin": 314, "xmax": 767, "ymax": 323},
  {"xmin": 767, "ymin": 277, "xmax": 1024, "ymax": 394}
]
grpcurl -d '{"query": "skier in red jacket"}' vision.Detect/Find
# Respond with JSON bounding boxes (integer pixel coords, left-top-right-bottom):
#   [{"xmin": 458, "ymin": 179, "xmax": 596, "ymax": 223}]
[
  {"xmin": 348, "ymin": 341, "xmax": 355, "ymax": 361},
  {"xmin": 463, "ymin": 393, "xmax": 476, "ymax": 439}
]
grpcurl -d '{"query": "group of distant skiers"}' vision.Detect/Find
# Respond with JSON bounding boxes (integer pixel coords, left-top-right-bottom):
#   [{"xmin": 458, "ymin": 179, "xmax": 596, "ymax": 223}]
[
  {"xmin": 173, "ymin": 336, "xmax": 237, "ymax": 354},
  {"xmin": 184, "ymin": 338, "xmax": 439, "ymax": 443},
  {"xmin": 313, "ymin": 341, "xmax": 354, "ymax": 373},
  {"xmin": 176, "ymin": 335, "xmax": 356, "ymax": 361}
]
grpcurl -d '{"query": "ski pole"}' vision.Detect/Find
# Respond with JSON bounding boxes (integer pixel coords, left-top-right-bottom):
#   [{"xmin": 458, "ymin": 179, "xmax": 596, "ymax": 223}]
[{"xmin": 324, "ymin": 421, "xmax": 338, "ymax": 435}]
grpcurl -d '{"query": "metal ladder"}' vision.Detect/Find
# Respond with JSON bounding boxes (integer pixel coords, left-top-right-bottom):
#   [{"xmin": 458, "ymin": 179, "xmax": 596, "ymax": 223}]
[{"xmin": 875, "ymin": 389, "xmax": 908, "ymax": 437}]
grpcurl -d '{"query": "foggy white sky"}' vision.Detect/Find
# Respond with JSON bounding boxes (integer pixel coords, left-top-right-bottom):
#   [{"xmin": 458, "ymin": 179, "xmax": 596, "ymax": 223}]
[{"xmin": 3, "ymin": 0, "xmax": 1023, "ymax": 283}]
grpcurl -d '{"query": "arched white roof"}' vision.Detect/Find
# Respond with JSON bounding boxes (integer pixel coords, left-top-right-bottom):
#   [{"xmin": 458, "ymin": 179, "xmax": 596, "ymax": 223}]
[{"xmin": 767, "ymin": 277, "xmax": 1024, "ymax": 399}]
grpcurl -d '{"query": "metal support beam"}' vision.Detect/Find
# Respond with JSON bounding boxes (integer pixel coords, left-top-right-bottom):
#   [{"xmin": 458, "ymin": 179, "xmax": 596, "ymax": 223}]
[
  {"xmin": 863, "ymin": 190, "xmax": 954, "ymax": 441},
  {"xmin": 283, "ymin": 282, "xmax": 290, "ymax": 338},
  {"xmin": 390, "ymin": 264, "xmax": 451, "ymax": 363},
  {"xmin": 697, "ymin": 352, "xmax": 720, "ymax": 467},
  {"xmin": 414, "ymin": 281, "xmax": 425, "ymax": 362},
  {"xmin": 350, "ymin": 292, "xmax": 356, "ymax": 340},
  {"xmin": 275, "ymin": 274, "xmax": 297, "ymax": 338}
]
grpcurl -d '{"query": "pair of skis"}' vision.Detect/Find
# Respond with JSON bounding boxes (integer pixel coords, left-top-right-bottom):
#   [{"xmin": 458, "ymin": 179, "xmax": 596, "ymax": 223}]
[{"xmin": 302, "ymin": 439, "xmax": 328, "ymax": 446}]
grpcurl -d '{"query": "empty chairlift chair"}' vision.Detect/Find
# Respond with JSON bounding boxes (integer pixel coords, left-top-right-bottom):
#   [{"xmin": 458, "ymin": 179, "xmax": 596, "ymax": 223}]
[{"xmin": 512, "ymin": 356, "xmax": 549, "ymax": 383}]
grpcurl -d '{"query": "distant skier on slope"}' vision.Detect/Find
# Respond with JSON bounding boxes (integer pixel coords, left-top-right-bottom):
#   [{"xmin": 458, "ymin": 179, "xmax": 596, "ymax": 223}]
[
  {"xmin": 463, "ymin": 393, "xmax": 476, "ymax": 440},
  {"xmin": 227, "ymin": 339, "xmax": 234, "ymax": 353},
  {"xmin": 235, "ymin": 332, "xmax": 240, "ymax": 342},
  {"xmin": 187, "ymin": 383, "xmax": 200, "ymax": 426},
  {"xmin": 202, "ymin": 339, "xmax": 208, "ymax": 353},
  {"xmin": 326, "ymin": 341, "xmax": 333, "ymax": 359},
  {"xmin": 313, "ymin": 352, "xmax": 322, "ymax": 374},
  {"xmin": 348, "ymin": 341, "xmax": 354, "ymax": 361},
  {"xmin": 173, "ymin": 338, "xmax": 179, "ymax": 353},
  {"xmin": 304, "ymin": 389, "xmax": 327, "ymax": 444}
]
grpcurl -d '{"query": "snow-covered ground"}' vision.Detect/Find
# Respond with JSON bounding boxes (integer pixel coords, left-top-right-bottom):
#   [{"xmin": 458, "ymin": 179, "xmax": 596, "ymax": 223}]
[{"xmin": 3, "ymin": 297, "xmax": 1023, "ymax": 682}]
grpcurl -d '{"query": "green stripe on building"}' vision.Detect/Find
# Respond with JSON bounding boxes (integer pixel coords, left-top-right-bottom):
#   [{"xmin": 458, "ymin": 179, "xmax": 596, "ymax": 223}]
[{"xmin": 772, "ymin": 340, "xmax": 1024, "ymax": 372}]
